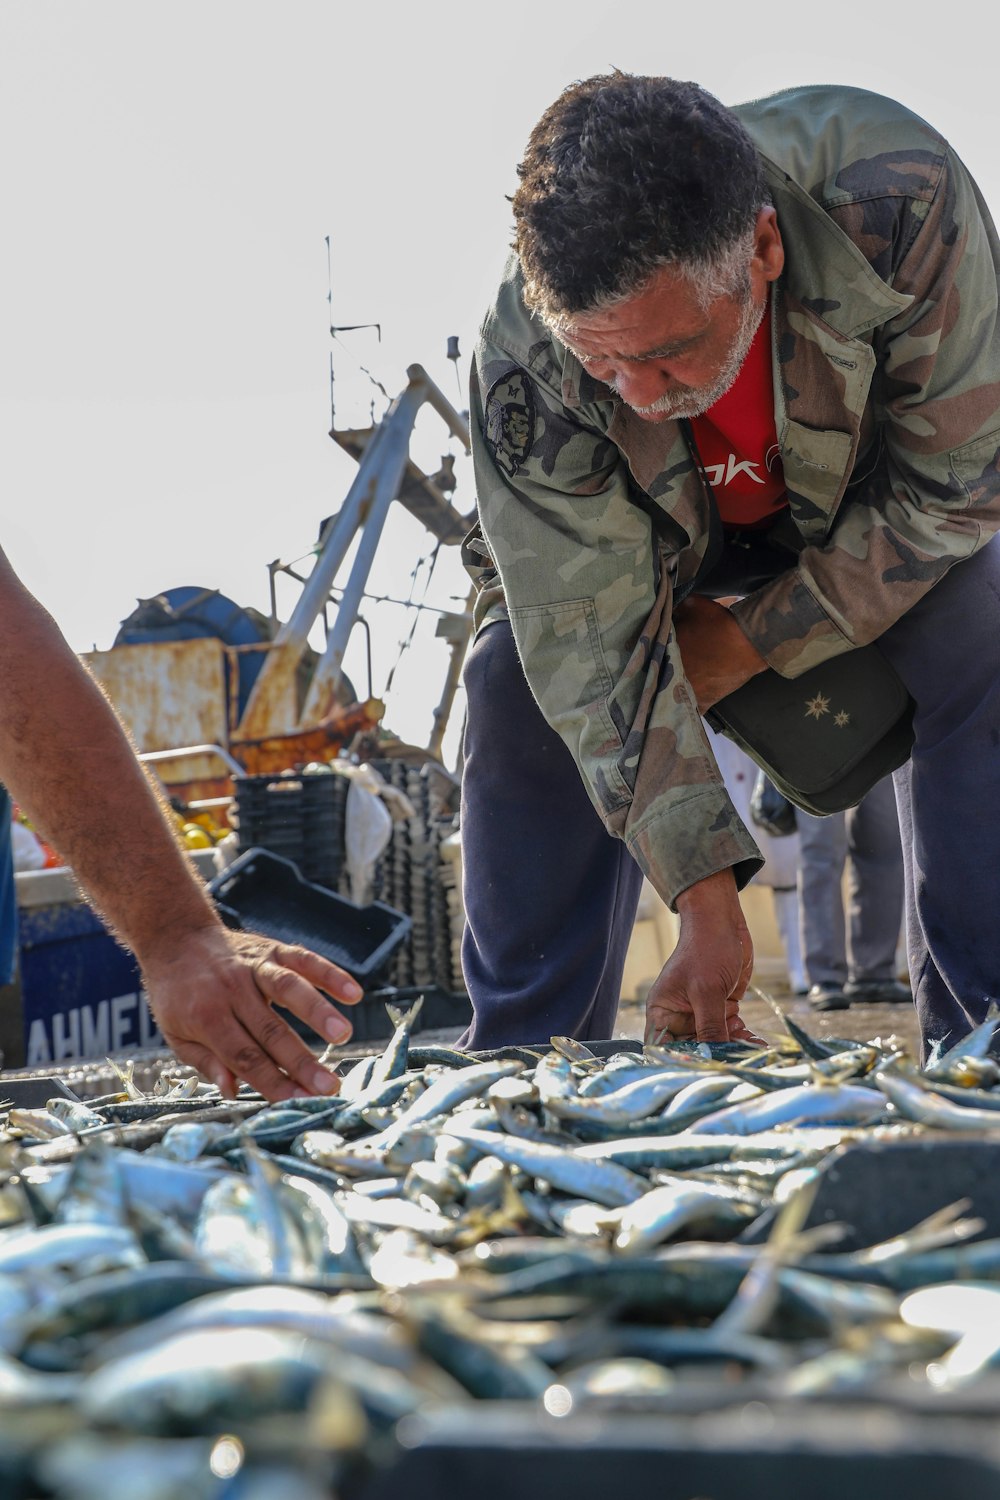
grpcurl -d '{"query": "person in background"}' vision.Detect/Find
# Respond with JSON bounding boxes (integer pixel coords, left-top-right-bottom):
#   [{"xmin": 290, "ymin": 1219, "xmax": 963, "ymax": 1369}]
[
  {"xmin": 797, "ymin": 777, "xmax": 908, "ymax": 1011},
  {"xmin": 0, "ymin": 546, "xmax": 362, "ymax": 1099}
]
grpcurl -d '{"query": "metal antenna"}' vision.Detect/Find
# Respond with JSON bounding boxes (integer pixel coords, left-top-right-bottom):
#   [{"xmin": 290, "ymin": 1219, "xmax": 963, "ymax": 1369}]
[
  {"xmin": 332, "ymin": 322, "xmax": 383, "ymax": 338},
  {"xmin": 326, "ymin": 237, "xmax": 336, "ymax": 428},
  {"xmin": 447, "ymin": 334, "xmax": 462, "ymax": 402},
  {"xmin": 325, "ymin": 235, "xmax": 385, "ymax": 421}
]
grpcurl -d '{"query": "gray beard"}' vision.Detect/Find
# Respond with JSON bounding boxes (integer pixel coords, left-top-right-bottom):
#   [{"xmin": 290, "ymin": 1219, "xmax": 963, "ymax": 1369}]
[{"xmin": 618, "ymin": 291, "xmax": 767, "ymax": 422}]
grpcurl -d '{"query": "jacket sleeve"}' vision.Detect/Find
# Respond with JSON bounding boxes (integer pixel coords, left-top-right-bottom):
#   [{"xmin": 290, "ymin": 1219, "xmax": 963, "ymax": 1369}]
[
  {"xmin": 732, "ymin": 145, "xmax": 1000, "ymax": 675},
  {"xmin": 471, "ymin": 346, "xmax": 762, "ymax": 909}
]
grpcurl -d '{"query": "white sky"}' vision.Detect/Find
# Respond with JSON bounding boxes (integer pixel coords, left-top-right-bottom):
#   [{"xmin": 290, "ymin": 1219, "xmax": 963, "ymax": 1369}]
[{"xmin": 2, "ymin": 0, "xmax": 998, "ymax": 769}]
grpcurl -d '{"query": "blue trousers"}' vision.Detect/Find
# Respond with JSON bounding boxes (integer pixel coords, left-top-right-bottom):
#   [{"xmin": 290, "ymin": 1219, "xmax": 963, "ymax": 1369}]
[
  {"xmin": 877, "ymin": 537, "xmax": 1000, "ymax": 1057},
  {"xmin": 458, "ymin": 620, "xmax": 644, "ymax": 1048}
]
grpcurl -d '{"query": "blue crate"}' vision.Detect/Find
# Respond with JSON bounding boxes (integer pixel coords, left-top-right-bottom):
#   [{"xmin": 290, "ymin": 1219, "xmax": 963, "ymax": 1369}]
[{"xmin": 16, "ymin": 897, "xmax": 161, "ymax": 1067}]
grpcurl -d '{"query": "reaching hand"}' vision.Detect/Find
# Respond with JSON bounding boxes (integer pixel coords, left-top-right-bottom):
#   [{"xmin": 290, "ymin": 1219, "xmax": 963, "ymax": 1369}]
[
  {"xmin": 644, "ymin": 869, "xmax": 765, "ymax": 1047},
  {"xmin": 140, "ymin": 925, "xmax": 363, "ymax": 1101}
]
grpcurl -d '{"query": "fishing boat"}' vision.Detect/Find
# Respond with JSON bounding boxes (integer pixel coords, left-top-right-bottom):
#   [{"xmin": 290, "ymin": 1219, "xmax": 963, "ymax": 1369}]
[{"xmin": 4, "ymin": 362, "xmax": 477, "ymax": 1068}]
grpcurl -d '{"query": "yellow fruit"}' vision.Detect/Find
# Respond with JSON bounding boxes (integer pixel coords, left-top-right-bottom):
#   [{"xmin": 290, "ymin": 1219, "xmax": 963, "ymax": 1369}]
[{"xmin": 182, "ymin": 824, "xmax": 213, "ymax": 850}]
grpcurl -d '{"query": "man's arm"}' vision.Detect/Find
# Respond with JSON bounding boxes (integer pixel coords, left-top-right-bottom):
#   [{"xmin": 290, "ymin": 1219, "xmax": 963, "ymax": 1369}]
[
  {"xmin": 471, "ymin": 337, "xmax": 765, "ymax": 1043},
  {"xmin": 472, "ymin": 349, "xmax": 761, "ymax": 910},
  {"xmin": 733, "ymin": 146, "xmax": 1000, "ymax": 678},
  {"xmin": 0, "ymin": 549, "xmax": 362, "ymax": 1099}
]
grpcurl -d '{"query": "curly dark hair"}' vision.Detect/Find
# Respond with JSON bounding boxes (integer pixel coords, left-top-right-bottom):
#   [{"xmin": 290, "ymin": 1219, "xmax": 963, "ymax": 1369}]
[{"xmin": 513, "ymin": 72, "xmax": 766, "ymax": 323}]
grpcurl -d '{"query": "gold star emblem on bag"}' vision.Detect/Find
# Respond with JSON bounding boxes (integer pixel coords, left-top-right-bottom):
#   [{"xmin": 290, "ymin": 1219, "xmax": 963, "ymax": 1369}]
[
  {"xmin": 804, "ymin": 693, "xmax": 831, "ymax": 720},
  {"xmin": 834, "ymin": 710, "xmax": 851, "ymax": 727}
]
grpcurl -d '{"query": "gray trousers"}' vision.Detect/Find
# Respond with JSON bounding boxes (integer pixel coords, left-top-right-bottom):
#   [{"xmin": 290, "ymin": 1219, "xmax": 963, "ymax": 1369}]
[{"xmin": 796, "ymin": 775, "xmax": 904, "ymax": 988}]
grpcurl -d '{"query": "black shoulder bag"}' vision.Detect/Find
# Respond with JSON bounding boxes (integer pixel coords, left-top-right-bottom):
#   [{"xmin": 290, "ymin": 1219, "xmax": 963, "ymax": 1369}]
[{"xmin": 677, "ymin": 426, "xmax": 915, "ymax": 816}]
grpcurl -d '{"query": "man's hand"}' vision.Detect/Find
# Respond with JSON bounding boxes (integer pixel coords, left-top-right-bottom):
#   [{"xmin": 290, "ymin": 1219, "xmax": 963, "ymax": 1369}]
[
  {"xmin": 673, "ymin": 595, "xmax": 768, "ymax": 712},
  {"xmin": 645, "ymin": 868, "xmax": 764, "ymax": 1046},
  {"xmin": 140, "ymin": 925, "xmax": 363, "ymax": 1101}
]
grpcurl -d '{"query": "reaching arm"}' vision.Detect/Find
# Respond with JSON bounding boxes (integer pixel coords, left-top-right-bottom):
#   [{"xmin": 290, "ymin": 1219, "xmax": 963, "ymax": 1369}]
[
  {"xmin": 471, "ymin": 344, "xmax": 762, "ymax": 912},
  {"xmin": 0, "ymin": 549, "xmax": 362, "ymax": 1099},
  {"xmin": 471, "ymin": 335, "xmax": 763, "ymax": 1045}
]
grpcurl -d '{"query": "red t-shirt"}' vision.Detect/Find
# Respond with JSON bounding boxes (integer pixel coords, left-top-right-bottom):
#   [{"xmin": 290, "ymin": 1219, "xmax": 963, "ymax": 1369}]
[{"xmin": 688, "ymin": 304, "xmax": 786, "ymax": 528}]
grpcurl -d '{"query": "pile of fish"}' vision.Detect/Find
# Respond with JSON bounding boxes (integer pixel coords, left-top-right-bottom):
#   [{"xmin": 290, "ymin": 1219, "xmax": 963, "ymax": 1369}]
[{"xmin": 1, "ymin": 997, "xmax": 1000, "ymax": 1497}]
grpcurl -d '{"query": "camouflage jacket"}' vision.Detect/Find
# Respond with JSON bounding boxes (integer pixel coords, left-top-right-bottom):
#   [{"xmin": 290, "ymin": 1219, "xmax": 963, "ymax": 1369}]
[{"xmin": 466, "ymin": 84, "xmax": 1000, "ymax": 909}]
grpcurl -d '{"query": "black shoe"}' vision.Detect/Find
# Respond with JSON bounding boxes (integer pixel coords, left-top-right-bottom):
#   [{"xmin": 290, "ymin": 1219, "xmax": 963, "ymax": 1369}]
[
  {"xmin": 806, "ymin": 983, "xmax": 850, "ymax": 1012},
  {"xmin": 844, "ymin": 978, "xmax": 912, "ymax": 1004}
]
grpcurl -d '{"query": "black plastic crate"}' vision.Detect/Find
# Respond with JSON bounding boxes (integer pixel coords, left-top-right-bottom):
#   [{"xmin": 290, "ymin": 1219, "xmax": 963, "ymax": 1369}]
[
  {"xmin": 741, "ymin": 1137, "xmax": 1000, "ymax": 1250},
  {"xmin": 207, "ymin": 847, "xmax": 410, "ymax": 987},
  {"xmin": 232, "ymin": 771, "xmax": 348, "ymax": 891},
  {"xmin": 361, "ymin": 1406, "xmax": 1000, "ymax": 1500},
  {"xmin": 344, "ymin": 985, "xmax": 472, "ymax": 1044}
]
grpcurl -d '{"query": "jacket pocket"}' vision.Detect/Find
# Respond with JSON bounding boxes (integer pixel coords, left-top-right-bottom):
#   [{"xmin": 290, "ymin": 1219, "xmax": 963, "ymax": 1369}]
[
  {"xmin": 950, "ymin": 428, "xmax": 1000, "ymax": 514},
  {"xmin": 507, "ymin": 597, "xmax": 613, "ymax": 705},
  {"xmin": 507, "ymin": 598, "xmax": 632, "ymax": 809}
]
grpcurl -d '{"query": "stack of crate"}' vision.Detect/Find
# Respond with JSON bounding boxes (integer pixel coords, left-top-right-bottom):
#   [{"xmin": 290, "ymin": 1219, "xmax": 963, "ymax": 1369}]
[
  {"xmin": 368, "ymin": 759, "xmax": 463, "ymax": 998},
  {"xmin": 234, "ymin": 760, "xmax": 468, "ymax": 1017},
  {"xmin": 233, "ymin": 770, "xmax": 349, "ymax": 892}
]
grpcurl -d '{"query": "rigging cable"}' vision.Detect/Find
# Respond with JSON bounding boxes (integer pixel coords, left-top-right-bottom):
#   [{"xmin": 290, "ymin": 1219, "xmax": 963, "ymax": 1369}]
[{"xmin": 382, "ymin": 540, "xmax": 444, "ymax": 700}]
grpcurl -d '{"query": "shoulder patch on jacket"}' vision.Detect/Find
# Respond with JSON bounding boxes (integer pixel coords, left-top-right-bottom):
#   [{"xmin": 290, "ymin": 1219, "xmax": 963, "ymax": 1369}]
[{"xmin": 484, "ymin": 370, "xmax": 535, "ymax": 479}]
